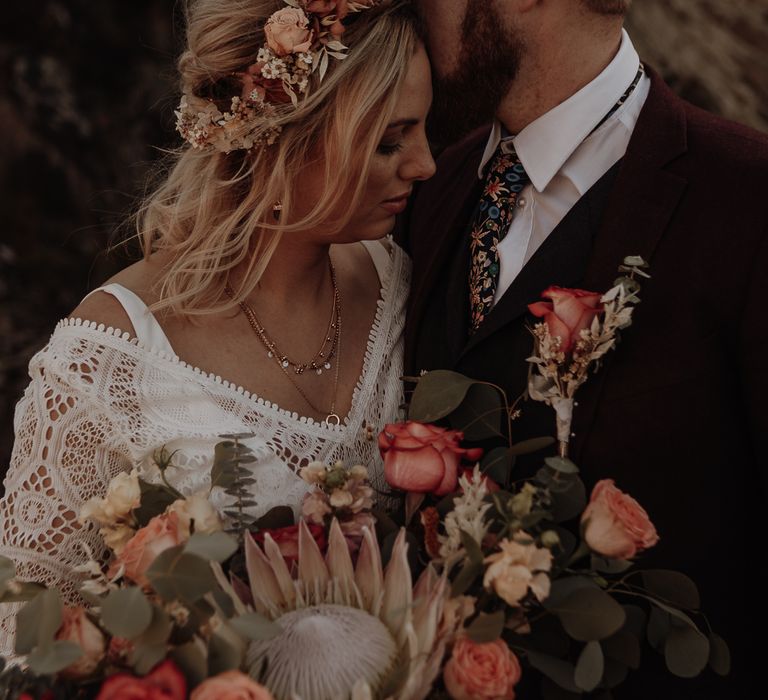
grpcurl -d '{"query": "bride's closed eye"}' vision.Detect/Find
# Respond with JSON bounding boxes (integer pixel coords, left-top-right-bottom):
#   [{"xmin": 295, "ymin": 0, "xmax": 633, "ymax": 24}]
[{"xmin": 377, "ymin": 141, "xmax": 404, "ymax": 156}]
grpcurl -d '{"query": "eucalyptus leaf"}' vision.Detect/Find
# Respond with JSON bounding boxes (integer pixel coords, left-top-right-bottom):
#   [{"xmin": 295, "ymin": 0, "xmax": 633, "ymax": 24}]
[
  {"xmin": 256, "ymin": 506, "xmax": 295, "ymax": 531},
  {"xmin": 130, "ymin": 642, "xmax": 169, "ymax": 675},
  {"xmin": 708, "ymin": 633, "xmax": 731, "ymax": 676},
  {"xmin": 664, "ymin": 625, "xmax": 710, "ymax": 678},
  {"xmin": 184, "ymin": 532, "xmax": 239, "ymax": 563},
  {"xmin": 527, "ymin": 651, "xmax": 581, "ymax": 693},
  {"xmin": 229, "ymin": 612, "xmax": 283, "ymax": 642},
  {"xmin": 146, "ymin": 547, "xmax": 217, "ymax": 603},
  {"xmin": 601, "ymin": 657, "xmax": 629, "ymax": 689},
  {"xmin": 640, "ymin": 570, "xmax": 701, "ymax": 610},
  {"xmin": 101, "ymin": 587, "xmax": 152, "ymax": 639},
  {"xmin": 509, "ymin": 436, "xmax": 556, "ymax": 457},
  {"xmin": 25, "ymin": 640, "xmax": 83, "ymax": 675},
  {"xmin": 621, "ymin": 605, "xmax": 647, "ymax": 638},
  {"xmin": 575, "ymin": 640, "xmax": 604, "ymax": 692},
  {"xmin": 540, "ymin": 677, "xmax": 582, "ymax": 700},
  {"xmin": 466, "ymin": 611, "xmax": 505, "ymax": 644},
  {"xmin": 459, "ymin": 530, "xmax": 484, "ymax": 566},
  {"xmin": 603, "ymin": 630, "xmax": 641, "ymax": 670},
  {"xmin": 545, "ymin": 457, "xmax": 580, "ymax": 475},
  {"xmin": 451, "ymin": 560, "xmax": 483, "ymax": 596},
  {"xmin": 16, "ymin": 589, "xmax": 62, "ymax": 655},
  {"xmin": 0, "ymin": 580, "xmax": 45, "ymax": 603},
  {"xmin": 408, "ymin": 370, "xmax": 476, "ymax": 422},
  {"xmin": 171, "ymin": 641, "xmax": 208, "ymax": 688},
  {"xmin": 544, "ymin": 576, "xmax": 598, "ymax": 609},
  {"xmin": 481, "ymin": 447, "xmax": 513, "ymax": 487},
  {"xmin": 448, "ymin": 382, "xmax": 504, "ymax": 441},
  {"xmin": 208, "ymin": 632, "xmax": 241, "ymax": 675},
  {"xmin": 549, "ymin": 477, "xmax": 587, "ymax": 523},
  {"xmin": 647, "ymin": 606, "xmax": 671, "ymax": 651},
  {"xmin": 552, "ymin": 587, "xmax": 626, "ymax": 642},
  {"xmin": 591, "ymin": 556, "xmax": 633, "ymax": 575}
]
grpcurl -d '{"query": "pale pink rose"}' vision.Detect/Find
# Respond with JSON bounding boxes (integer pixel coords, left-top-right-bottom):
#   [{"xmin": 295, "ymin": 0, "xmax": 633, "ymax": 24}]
[
  {"xmin": 112, "ymin": 512, "xmax": 185, "ymax": 587},
  {"xmin": 529, "ymin": 286, "xmax": 603, "ymax": 353},
  {"xmin": 265, "ymin": 8, "xmax": 313, "ymax": 57},
  {"xmin": 379, "ymin": 422, "xmax": 483, "ymax": 496},
  {"xmin": 581, "ymin": 479, "xmax": 659, "ymax": 559},
  {"xmin": 444, "ymin": 638, "xmax": 522, "ymax": 700},
  {"xmin": 483, "ymin": 535, "xmax": 553, "ymax": 607},
  {"xmin": 190, "ymin": 670, "xmax": 274, "ymax": 700},
  {"xmin": 56, "ymin": 606, "xmax": 106, "ymax": 678}
]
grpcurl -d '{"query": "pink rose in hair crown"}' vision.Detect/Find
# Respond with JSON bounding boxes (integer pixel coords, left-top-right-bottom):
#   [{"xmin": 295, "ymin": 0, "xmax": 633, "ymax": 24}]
[
  {"xmin": 443, "ymin": 638, "xmax": 522, "ymax": 700},
  {"xmin": 191, "ymin": 670, "xmax": 274, "ymax": 700},
  {"xmin": 528, "ymin": 286, "xmax": 603, "ymax": 353},
  {"xmin": 581, "ymin": 479, "xmax": 659, "ymax": 559},
  {"xmin": 265, "ymin": 8, "xmax": 314, "ymax": 56},
  {"xmin": 379, "ymin": 422, "xmax": 483, "ymax": 496},
  {"xmin": 111, "ymin": 511, "xmax": 185, "ymax": 587}
]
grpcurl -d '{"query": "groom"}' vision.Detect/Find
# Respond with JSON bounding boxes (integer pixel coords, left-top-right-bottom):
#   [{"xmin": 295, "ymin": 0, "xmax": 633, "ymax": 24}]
[{"xmin": 405, "ymin": 0, "xmax": 767, "ymax": 697}]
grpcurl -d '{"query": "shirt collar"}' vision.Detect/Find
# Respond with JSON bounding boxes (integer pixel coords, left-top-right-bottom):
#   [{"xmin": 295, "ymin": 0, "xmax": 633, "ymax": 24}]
[{"xmin": 478, "ymin": 29, "xmax": 641, "ymax": 193}]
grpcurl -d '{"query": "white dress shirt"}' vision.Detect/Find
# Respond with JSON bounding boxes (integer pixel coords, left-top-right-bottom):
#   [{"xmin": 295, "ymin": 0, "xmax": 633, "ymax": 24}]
[{"xmin": 479, "ymin": 29, "xmax": 651, "ymax": 305}]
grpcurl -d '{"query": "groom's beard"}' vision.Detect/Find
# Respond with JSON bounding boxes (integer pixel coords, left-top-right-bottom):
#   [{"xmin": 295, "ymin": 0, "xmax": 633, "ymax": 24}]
[{"xmin": 428, "ymin": 1, "xmax": 524, "ymax": 148}]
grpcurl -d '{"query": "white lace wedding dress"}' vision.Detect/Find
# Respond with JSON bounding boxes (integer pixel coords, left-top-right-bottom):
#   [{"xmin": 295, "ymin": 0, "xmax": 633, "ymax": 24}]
[{"xmin": 0, "ymin": 239, "xmax": 408, "ymax": 656}]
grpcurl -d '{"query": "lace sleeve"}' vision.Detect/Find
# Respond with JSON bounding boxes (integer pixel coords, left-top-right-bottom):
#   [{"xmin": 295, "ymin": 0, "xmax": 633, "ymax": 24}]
[{"xmin": 0, "ymin": 340, "xmax": 132, "ymax": 657}]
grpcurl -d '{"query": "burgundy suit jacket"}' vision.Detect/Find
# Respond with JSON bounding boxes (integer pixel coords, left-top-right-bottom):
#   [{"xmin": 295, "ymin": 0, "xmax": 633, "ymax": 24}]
[{"xmin": 403, "ymin": 67, "xmax": 767, "ymax": 697}]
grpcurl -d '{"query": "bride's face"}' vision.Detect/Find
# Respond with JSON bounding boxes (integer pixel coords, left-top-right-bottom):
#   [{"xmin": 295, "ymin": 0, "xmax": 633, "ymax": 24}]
[{"xmin": 301, "ymin": 45, "xmax": 436, "ymax": 244}]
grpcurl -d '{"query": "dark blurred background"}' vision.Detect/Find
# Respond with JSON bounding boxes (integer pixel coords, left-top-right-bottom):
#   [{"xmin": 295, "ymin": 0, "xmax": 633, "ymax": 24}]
[{"xmin": 1, "ymin": 0, "xmax": 767, "ymax": 474}]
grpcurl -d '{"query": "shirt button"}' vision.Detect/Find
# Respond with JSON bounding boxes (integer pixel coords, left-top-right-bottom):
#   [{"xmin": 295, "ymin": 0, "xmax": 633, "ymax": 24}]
[{"xmin": 517, "ymin": 197, "xmax": 527, "ymax": 208}]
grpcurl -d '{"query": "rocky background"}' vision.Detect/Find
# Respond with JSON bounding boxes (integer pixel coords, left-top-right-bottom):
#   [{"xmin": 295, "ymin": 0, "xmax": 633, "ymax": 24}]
[{"xmin": 1, "ymin": 0, "xmax": 767, "ymax": 474}]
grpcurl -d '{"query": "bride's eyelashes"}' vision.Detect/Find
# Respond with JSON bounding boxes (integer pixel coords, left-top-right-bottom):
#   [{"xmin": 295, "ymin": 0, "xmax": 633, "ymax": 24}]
[{"xmin": 377, "ymin": 141, "xmax": 404, "ymax": 156}]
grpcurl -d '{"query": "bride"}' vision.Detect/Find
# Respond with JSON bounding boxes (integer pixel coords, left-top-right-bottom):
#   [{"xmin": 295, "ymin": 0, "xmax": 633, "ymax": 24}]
[{"xmin": 0, "ymin": 0, "xmax": 433, "ymax": 652}]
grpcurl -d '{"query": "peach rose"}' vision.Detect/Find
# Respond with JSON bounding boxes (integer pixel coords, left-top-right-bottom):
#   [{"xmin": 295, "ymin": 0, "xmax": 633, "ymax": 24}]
[
  {"xmin": 265, "ymin": 8, "xmax": 313, "ymax": 57},
  {"xmin": 379, "ymin": 422, "xmax": 483, "ymax": 496},
  {"xmin": 190, "ymin": 670, "xmax": 274, "ymax": 700},
  {"xmin": 55, "ymin": 606, "xmax": 106, "ymax": 678},
  {"xmin": 581, "ymin": 479, "xmax": 659, "ymax": 559},
  {"xmin": 528, "ymin": 286, "xmax": 603, "ymax": 353},
  {"xmin": 113, "ymin": 512, "xmax": 185, "ymax": 587},
  {"xmin": 483, "ymin": 535, "xmax": 553, "ymax": 607},
  {"xmin": 95, "ymin": 659, "xmax": 186, "ymax": 700},
  {"xmin": 254, "ymin": 522, "xmax": 327, "ymax": 569},
  {"xmin": 444, "ymin": 638, "xmax": 522, "ymax": 700}
]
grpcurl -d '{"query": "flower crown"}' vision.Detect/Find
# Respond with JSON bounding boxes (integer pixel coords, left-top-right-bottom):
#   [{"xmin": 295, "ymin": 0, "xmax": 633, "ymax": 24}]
[{"xmin": 175, "ymin": 0, "xmax": 381, "ymax": 154}]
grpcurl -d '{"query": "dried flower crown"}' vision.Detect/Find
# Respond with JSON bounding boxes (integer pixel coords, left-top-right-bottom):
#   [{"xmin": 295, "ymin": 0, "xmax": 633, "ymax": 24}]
[{"xmin": 175, "ymin": 0, "xmax": 380, "ymax": 153}]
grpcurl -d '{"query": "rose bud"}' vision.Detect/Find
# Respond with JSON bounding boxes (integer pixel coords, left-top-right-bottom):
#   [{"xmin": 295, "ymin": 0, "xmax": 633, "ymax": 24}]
[
  {"xmin": 581, "ymin": 479, "xmax": 659, "ymax": 559},
  {"xmin": 378, "ymin": 422, "xmax": 482, "ymax": 496},
  {"xmin": 191, "ymin": 670, "xmax": 275, "ymax": 700},
  {"xmin": 55, "ymin": 606, "xmax": 106, "ymax": 678},
  {"xmin": 529, "ymin": 286, "xmax": 603, "ymax": 353},
  {"xmin": 444, "ymin": 637, "xmax": 522, "ymax": 700}
]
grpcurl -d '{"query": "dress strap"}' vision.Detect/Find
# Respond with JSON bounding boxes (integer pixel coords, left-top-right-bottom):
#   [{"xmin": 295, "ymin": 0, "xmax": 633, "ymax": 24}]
[
  {"xmin": 84, "ymin": 283, "xmax": 176, "ymax": 356},
  {"xmin": 360, "ymin": 239, "xmax": 392, "ymax": 287}
]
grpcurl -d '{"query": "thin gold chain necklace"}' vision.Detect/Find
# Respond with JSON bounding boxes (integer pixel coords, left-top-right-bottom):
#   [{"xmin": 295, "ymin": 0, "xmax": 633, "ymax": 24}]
[{"xmin": 226, "ymin": 262, "xmax": 343, "ymax": 426}]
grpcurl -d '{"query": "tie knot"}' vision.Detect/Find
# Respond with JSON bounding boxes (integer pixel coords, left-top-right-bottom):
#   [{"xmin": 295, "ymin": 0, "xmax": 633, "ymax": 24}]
[{"xmin": 485, "ymin": 140, "xmax": 529, "ymax": 195}]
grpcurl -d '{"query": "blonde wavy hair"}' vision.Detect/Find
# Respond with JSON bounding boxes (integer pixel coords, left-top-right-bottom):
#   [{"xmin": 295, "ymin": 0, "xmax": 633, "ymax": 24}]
[{"xmin": 138, "ymin": 0, "xmax": 421, "ymax": 317}]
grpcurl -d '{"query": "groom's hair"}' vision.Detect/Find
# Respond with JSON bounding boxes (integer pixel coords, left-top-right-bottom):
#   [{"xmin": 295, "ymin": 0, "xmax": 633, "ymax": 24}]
[{"xmin": 581, "ymin": 0, "xmax": 631, "ymax": 15}]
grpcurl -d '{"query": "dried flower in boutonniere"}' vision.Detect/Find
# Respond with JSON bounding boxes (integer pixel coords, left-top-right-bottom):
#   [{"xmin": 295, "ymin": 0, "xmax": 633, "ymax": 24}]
[{"xmin": 527, "ymin": 256, "xmax": 651, "ymax": 457}]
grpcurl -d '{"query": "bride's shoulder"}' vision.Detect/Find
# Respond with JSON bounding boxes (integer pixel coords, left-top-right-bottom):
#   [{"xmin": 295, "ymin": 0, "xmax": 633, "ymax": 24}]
[{"xmin": 67, "ymin": 254, "xmax": 170, "ymax": 334}]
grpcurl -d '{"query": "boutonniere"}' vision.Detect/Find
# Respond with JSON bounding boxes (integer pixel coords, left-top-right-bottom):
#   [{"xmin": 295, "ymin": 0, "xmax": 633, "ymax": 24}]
[{"xmin": 526, "ymin": 256, "xmax": 650, "ymax": 457}]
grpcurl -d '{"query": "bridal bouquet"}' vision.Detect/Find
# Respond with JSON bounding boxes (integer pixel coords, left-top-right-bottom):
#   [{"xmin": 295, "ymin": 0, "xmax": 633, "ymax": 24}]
[{"xmin": 0, "ymin": 437, "xmax": 460, "ymax": 700}]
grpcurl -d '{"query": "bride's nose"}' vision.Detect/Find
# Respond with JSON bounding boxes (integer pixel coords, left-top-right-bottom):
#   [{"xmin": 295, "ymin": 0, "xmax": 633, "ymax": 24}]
[{"xmin": 400, "ymin": 137, "xmax": 437, "ymax": 183}]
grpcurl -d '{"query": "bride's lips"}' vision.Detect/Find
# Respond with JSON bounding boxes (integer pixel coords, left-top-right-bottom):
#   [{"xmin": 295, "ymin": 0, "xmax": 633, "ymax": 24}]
[{"xmin": 380, "ymin": 191, "xmax": 411, "ymax": 215}]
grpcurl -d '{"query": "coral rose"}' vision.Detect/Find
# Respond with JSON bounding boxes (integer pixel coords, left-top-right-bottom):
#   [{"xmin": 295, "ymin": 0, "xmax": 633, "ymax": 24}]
[
  {"xmin": 528, "ymin": 286, "xmax": 603, "ymax": 353},
  {"xmin": 55, "ymin": 606, "xmax": 106, "ymax": 678},
  {"xmin": 190, "ymin": 670, "xmax": 274, "ymax": 700},
  {"xmin": 483, "ymin": 535, "xmax": 553, "ymax": 607},
  {"xmin": 444, "ymin": 638, "xmax": 522, "ymax": 700},
  {"xmin": 95, "ymin": 659, "xmax": 186, "ymax": 700},
  {"xmin": 113, "ymin": 512, "xmax": 185, "ymax": 587},
  {"xmin": 379, "ymin": 422, "xmax": 483, "ymax": 496},
  {"xmin": 265, "ymin": 8, "xmax": 313, "ymax": 56},
  {"xmin": 581, "ymin": 479, "xmax": 659, "ymax": 559},
  {"xmin": 255, "ymin": 522, "xmax": 327, "ymax": 569}
]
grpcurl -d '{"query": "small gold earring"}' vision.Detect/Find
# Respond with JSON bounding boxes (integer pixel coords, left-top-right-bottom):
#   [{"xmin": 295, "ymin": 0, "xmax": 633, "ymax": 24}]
[{"xmin": 272, "ymin": 201, "xmax": 283, "ymax": 221}]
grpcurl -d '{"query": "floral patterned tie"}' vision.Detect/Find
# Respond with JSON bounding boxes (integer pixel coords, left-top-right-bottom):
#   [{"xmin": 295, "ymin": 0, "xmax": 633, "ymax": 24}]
[{"xmin": 468, "ymin": 143, "xmax": 530, "ymax": 332}]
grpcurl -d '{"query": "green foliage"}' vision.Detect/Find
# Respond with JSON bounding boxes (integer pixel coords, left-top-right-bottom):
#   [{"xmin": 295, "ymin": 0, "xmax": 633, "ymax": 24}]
[
  {"xmin": 407, "ymin": 371, "xmax": 477, "ymax": 423},
  {"xmin": 527, "ymin": 651, "xmax": 581, "ymax": 694},
  {"xmin": 184, "ymin": 532, "xmax": 239, "ymax": 563},
  {"xmin": 207, "ymin": 632, "xmax": 241, "ymax": 675},
  {"xmin": 229, "ymin": 613, "xmax": 282, "ymax": 642},
  {"xmin": 550, "ymin": 587, "xmax": 626, "ymax": 642},
  {"xmin": 25, "ymin": 641, "xmax": 83, "ymax": 676},
  {"xmin": 101, "ymin": 588, "xmax": 152, "ymax": 639},
  {"xmin": 447, "ymin": 383, "xmax": 504, "ymax": 440},
  {"xmin": 466, "ymin": 611, "xmax": 505, "ymax": 644},
  {"xmin": 129, "ymin": 605, "xmax": 173, "ymax": 675},
  {"xmin": 16, "ymin": 589, "xmax": 62, "ymax": 655},
  {"xmin": 574, "ymin": 640, "xmax": 604, "ymax": 692},
  {"xmin": 146, "ymin": 546, "xmax": 217, "ymax": 604},
  {"xmin": 640, "ymin": 570, "xmax": 701, "ymax": 609},
  {"xmin": 664, "ymin": 625, "xmax": 710, "ymax": 678},
  {"xmin": 212, "ymin": 434, "xmax": 259, "ymax": 539}
]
